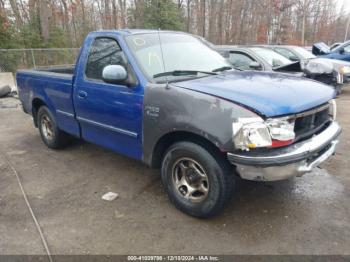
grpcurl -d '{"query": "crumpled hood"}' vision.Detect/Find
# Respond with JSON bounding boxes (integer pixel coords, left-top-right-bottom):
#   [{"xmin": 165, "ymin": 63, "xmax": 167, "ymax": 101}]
[
  {"xmin": 303, "ymin": 57, "xmax": 350, "ymax": 73},
  {"xmin": 174, "ymin": 71, "xmax": 336, "ymax": 117},
  {"xmin": 320, "ymin": 58, "xmax": 350, "ymax": 71},
  {"xmin": 302, "ymin": 58, "xmax": 334, "ymax": 74}
]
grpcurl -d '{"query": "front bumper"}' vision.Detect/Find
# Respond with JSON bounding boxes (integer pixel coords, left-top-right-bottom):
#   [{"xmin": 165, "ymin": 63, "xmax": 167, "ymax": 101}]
[{"xmin": 227, "ymin": 121, "xmax": 341, "ymax": 181}]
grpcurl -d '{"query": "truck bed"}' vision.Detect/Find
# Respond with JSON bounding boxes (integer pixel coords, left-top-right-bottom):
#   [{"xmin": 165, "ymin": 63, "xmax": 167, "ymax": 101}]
[
  {"xmin": 19, "ymin": 65, "xmax": 75, "ymax": 76},
  {"xmin": 16, "ymin": 65, "xmax": 80, "ymax": 137}
]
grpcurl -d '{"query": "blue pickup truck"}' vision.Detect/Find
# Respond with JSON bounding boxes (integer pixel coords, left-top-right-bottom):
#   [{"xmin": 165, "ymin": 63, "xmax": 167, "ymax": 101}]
[{"xmin": 17, "ymin": 30, "xmax": 341, "ymax": 218}]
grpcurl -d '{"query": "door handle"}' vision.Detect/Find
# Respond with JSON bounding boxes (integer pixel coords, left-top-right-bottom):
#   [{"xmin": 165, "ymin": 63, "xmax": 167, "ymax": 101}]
[{"xmin": 78, "ymin": 90, "xmax": 88, "ymax": 99}]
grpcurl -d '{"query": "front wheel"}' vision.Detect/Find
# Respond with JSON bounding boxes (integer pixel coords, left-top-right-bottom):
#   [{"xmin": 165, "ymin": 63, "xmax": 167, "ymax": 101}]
[{"xmin": 161, "ymin": 141, "xmax": 235, "ymax": 218}]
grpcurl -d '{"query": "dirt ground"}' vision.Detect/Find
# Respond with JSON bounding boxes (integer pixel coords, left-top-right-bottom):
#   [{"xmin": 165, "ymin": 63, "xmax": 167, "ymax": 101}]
[{"xmin": 0, "ymin": 89, "xmax": 349, "ymax": 255}]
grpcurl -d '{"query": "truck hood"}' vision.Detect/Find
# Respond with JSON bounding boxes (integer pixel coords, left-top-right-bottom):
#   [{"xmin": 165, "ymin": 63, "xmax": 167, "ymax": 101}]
[
  {"xmin": 314, "ymin": 58, "xmax": 350, "ymax": 72},
  {"xmin": 173, "ymin": 71, "xmax": 335, "ymax": 117},
  {"xmin": 302, "ymin": 58, "xmax": 334, "ymax": 74}
]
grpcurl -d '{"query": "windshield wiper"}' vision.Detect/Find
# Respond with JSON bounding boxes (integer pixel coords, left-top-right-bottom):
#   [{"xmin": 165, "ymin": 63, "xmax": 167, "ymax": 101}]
[
  {"xmin": 153, "ymin": 70, "xmax": 217, "ymax": 79},
  {"xmin": 212, "ymin": 66, "xmax": 233, "ymax": 72}
]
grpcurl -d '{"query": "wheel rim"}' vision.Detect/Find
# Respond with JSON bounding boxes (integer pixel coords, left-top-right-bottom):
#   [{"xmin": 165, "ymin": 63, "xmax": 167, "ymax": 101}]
[
  {"xmin": 41, "ymin": 114, "xmax": 54, "ymax": 140},
  {"xmin": 171, "ymin": 157, "xmax": 209, "ymax": 203}
]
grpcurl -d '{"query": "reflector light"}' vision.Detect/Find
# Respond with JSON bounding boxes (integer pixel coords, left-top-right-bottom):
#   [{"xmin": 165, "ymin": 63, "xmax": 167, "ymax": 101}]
[{"xmin": 270, "ymin": 139, "xmax": 294, "ymax": 148}]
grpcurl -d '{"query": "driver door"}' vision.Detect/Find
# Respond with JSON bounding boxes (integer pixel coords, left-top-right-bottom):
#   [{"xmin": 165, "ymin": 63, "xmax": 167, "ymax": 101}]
[{"xmin": 74, "ymin": 37, "xmax": 143, "ymax": 160}]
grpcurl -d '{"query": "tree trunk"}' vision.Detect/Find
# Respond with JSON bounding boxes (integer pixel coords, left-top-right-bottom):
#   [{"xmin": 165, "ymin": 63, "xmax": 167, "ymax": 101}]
[
  {"xmin": 39, "ymin": 0, "xmax": 51, "ymax": 43},
  {"xmin": 9, "ymin": 0, "xmax": 24, "ymax": 27}
]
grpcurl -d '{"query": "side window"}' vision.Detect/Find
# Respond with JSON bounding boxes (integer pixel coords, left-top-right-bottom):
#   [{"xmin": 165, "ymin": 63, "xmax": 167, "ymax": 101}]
[
  {"xmin": 229, "ymin": 52, "xmax": 256, "ymax": 70},
  {"xmin": 85, "ymin": 38, "xmax": 126, "ymax": 80},
  {"xmin": 275, "ymin": 48, "xmax": 294, "ymax": 59}
]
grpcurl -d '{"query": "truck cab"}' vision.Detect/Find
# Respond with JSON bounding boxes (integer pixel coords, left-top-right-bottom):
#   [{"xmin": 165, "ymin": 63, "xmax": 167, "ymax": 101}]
[{"xmin": 16, "ymin": 30, "xmax": 341, "ymax": 218}]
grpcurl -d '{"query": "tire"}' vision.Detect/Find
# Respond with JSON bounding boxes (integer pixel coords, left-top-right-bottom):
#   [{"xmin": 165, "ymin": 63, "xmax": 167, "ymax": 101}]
[
  {"xmin": 161, "ymin": 141, "xmax": 235, "ymax": 218},
  {"xmin": 0, "ymin": 85, "xmax": 11, "ymax": 98},
  {"xmin": 37, "ymin": 106, "xmax": 68, "ymax": 149}
]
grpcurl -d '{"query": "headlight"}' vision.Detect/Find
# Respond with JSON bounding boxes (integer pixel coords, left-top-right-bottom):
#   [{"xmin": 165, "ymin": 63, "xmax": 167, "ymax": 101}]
[
  {"xmin": 266, "ymin": 118, "xmax": 295, "ymax": 141},
  {"xmin": 232, "ymin": 117, "xmax": 295, "ymax": 150}
]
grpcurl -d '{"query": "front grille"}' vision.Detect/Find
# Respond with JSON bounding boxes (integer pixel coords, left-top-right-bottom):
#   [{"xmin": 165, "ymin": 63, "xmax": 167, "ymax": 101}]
[{"xmin": 294, "ymin": 105, "xmax": 331, "ymax": 142}]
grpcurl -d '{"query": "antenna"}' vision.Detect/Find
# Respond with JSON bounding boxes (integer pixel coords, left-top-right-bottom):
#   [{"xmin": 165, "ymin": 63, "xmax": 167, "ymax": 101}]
[{"xmin": 157, "ymin": 28, "xmax": 169, "ymax": 86}]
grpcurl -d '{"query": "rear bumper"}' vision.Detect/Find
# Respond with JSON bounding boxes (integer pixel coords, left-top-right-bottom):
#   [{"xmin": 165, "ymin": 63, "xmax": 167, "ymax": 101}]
[{"xmin": 227, "ymin": 121, "xmax": 341, "ymax": 181}]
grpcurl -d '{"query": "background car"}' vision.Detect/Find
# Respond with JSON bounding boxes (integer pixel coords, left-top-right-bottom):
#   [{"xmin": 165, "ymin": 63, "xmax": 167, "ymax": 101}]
[
  {"xmin": 216, "ymin": 45, "xmax": 342, "ymax": 93},
  {"xmin": 330, "ymin": 42, "xmax": 342, "ymax": 50},
  {"xmin": 216, "ymin": 45, "xmax": 300, "ymax": 71},
  {"xmin": 313, "ymin": 41, "xmax": 350, "ymax": 62},
  {"xmin": 266, "ymin": 45, "xmax": 350, "ymax": 86}
]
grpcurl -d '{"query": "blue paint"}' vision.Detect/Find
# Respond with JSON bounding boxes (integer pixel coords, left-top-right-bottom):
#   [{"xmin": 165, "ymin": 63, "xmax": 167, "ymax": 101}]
[
  {"xmin": 72, "ymin": 32, "xmax": 144, "ymax": 160},
  {"xmin": 175, "ymin": 71, "xmax": 335, "ymax": 117},
  {"xmin": 315, "ymin": 41, "xmax": 350, "ymax": 62}
]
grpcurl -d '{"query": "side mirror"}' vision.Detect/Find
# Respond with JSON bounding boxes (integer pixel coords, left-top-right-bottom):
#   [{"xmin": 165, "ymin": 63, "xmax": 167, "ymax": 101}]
[
  {"xmin": 289, "ymin": 55, "xmax": 299, "ymax": 62},
  {"xmin": 249, "ymin": 61, "xmax": 262, "ymax": 70},
  {"xmin": 102, "ymin": 65, "xmax": 128, "ymax": 84},
  {"xmin": 339, "ymin": 48, "xmax": 345, "ymax": 54}
]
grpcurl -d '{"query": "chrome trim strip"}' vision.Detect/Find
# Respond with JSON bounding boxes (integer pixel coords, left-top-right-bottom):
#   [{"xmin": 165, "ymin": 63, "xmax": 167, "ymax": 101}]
[
  {"xmin": 76, "ymin": 116, "xmax": 138, "ymax": 138},
  {"xmin": 273, "ymin": 103, "xmax": 330, "ymax": 120},
  {"xmin": 228, "ymin": 121, "xmax": 341, "ymax": 163},
  {"xmin": 294, "ymin": 103, "xmax": 330, "ymax": 118},
  {"xmin": 56, "ymin": 110, "xmax": 74, "ymax": 118},
  {"xmin": 17, "ymin": 69, "xmax": 73, "ymax": 80}
]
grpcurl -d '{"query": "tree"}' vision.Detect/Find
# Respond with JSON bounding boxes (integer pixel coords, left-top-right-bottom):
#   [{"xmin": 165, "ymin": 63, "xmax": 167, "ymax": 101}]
[
  {"xmin": 0, "ymin": 0, "xmax": 347, "ymax": 48},
  {"xmin": 0, "ymin": 10, "xmax": 19, "ymax": 48},
  {"xmin": 142, "ymin": 0, "xmax": 184, "ymax": 30}
]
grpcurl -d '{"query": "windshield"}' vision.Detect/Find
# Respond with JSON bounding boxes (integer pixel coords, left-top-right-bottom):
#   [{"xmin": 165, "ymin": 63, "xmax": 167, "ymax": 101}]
[
  {"xmin": 125, "ymin": 33, "xmax": 231, "ymax": 82},
  {"xmin": 315, "ymin": 42, "xmax": 331, "ymax": 53},
  {"xmin": 333, "ymin": 40, "xmax": 350, "ymax": 53},
  {"xmin": 250, "ymin": 47, "xmax": 292, "ymax": 67},
  {"xmin": 291, "ymin": 46, "xmax": 315, "ymax": 59}
]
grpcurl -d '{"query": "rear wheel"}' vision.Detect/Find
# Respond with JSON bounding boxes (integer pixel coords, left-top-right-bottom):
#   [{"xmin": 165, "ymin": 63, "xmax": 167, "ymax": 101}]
[
  {"xmin": 37, "ymin": 106, "xmax": 68, "ymax": 149},
  {"xmin": 161, "ymin": 141, "xmax": 235, "ymax": 218}
]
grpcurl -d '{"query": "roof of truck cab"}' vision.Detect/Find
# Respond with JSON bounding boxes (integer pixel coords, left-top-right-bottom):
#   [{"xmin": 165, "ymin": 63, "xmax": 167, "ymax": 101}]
[{"xmin": 89, "ymin": 29, "xmax": 188, "ymax": 36}]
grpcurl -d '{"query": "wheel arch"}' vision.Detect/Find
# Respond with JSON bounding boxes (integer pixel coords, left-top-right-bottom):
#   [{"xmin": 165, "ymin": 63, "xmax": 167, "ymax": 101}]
[
  {"xmin": 32, "ymin": 98, "xmax": 47, "ymax": 127},
  {"xmin": 149, "ymin": 131, "xmax": 229, "ymax": 169}
]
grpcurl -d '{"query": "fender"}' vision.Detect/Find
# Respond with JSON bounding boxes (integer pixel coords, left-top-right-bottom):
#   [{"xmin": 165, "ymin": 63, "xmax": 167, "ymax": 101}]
[{"xmin": 142, "ymin": 83, "xmax": 258, "ymax": 166}]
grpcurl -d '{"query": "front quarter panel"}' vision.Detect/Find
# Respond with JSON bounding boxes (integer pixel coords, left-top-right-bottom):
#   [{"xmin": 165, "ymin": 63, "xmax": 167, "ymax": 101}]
[{"xmin": 142, "ymin": 83, "xmax": 258, "ymax": 165}]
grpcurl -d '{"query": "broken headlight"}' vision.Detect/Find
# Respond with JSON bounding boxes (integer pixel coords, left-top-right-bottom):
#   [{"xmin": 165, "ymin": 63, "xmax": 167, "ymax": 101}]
[{"xmin": 232, "ymin": 117, "xmax": 295, "ymax": 150}]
